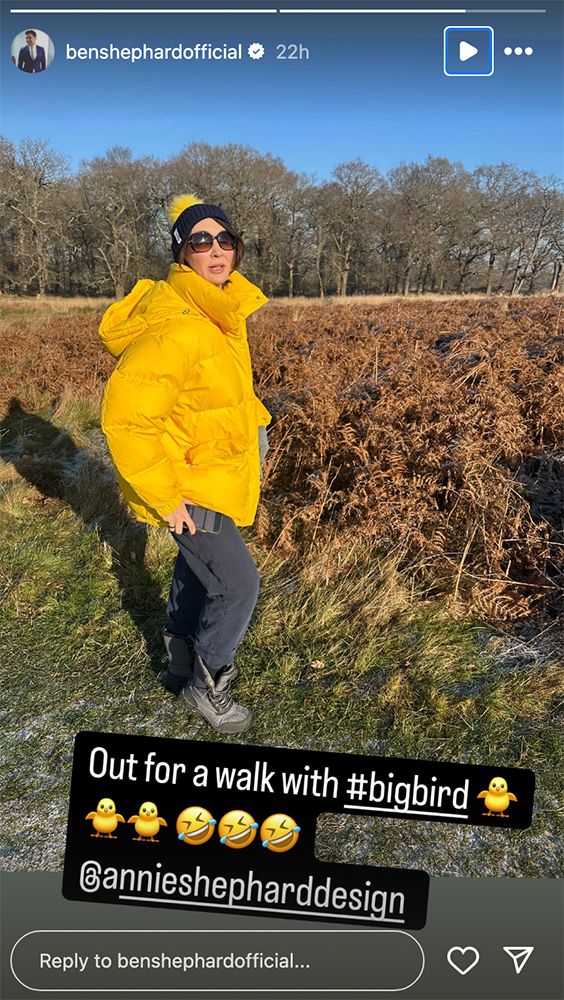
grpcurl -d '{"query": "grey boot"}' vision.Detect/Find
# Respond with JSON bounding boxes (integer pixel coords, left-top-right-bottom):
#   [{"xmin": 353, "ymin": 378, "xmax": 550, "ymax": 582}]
[
  {"xmin": 157, "ymin": 630, "xmax": 195, "ymax": 695},
  {"xmin": 181, "ymin": 655, "xmax": 252, "ymax": 734}
]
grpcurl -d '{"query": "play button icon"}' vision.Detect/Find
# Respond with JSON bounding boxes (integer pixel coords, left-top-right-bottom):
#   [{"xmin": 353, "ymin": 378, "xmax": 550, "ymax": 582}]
[
  {"xmin": 459, "ymin": 40, "xmax": 479, "ymax": 61},
  {"xmin": 444, "ymin": 26, "xmax": 494, "ymax": 76}
]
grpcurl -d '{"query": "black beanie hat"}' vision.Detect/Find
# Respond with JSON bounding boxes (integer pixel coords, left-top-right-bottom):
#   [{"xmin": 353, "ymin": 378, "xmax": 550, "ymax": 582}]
[{"xmin": 168, "ymin": 194, "xmax": 233, "ymax": 262}]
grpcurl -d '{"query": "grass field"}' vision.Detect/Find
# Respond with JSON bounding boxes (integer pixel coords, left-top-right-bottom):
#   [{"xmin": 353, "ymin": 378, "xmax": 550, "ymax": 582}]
[{"xmin": 0, "ymin": 294, "xmax": 562, "ymax": 876}]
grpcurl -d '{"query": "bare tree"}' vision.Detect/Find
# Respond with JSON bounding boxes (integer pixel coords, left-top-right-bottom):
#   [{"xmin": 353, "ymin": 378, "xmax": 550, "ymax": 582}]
[
  {"xmin": 473, "ymin": 163, "xmax": 525, "ymax": 294},
  {"xmin": 1, "ymin": 138, "xmax": 68, "ymax": 294},
  {"xmin": 74, "ymin": 147, "xmax": 159, "ymax": 297},
  {"xmin": 385, "ymin": 157, "xmax": 474, "ymax": 295},
  {"xmin": 507, "ymin": 177, "xmax": 563, "ymax": 295},
  {"xmin": 319, "ymin": 160, "xmax": 383, "ymax": 296}
]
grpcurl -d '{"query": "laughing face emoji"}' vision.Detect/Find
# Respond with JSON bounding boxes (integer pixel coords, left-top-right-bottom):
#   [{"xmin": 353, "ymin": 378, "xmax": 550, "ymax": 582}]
[
  {"xmin": 260, "ymin": 813, "xmax": 301, "ymax": 853},
  {"xmin": 218, "ymin": 810, "xmax": 258, "ymax": 849},
  {"xmin": 176, "ymin": 807, "xmax": 217, "ymax": 845}
]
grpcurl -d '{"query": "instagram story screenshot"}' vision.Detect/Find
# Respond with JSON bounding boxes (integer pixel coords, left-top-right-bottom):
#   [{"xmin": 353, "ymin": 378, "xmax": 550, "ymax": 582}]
[{"xmin": 0, "ymin": 0, "xmax": 562, "ymax": 997}]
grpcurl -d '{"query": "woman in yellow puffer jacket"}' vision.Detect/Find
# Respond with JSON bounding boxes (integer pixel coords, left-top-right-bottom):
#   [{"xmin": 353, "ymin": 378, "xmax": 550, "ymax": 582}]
[{"xmin": 99, "ymin": 194, "xmax": 271, "ymax": 734}]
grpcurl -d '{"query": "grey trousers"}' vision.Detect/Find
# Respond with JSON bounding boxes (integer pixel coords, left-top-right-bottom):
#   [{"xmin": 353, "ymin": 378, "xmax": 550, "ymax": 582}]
[{"xmin": 167, "ymin": 515, "xmax": 260, "ymax": 674}]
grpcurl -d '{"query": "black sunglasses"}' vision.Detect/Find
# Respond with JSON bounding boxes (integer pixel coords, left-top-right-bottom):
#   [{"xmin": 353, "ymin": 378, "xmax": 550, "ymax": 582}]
[{"xmin": 186, "ymin": 230, "xmax": 237, "ymax": 253}]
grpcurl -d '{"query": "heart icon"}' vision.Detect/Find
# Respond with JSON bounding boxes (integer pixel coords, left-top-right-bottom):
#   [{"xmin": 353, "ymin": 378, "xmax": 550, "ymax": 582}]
[{"xmin": 447, "ymin": 946, "xmax": 480, "ymax": 975}]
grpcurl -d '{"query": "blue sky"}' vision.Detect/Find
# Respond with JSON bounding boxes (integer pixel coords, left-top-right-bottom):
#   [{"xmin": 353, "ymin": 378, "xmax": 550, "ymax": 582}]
[{"xmin": 2, "ymin": 1, "xmax": 562, "ymax": 180}]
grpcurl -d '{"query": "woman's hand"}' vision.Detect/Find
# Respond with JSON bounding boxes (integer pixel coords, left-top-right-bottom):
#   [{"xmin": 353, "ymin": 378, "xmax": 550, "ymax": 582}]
[{"xmin": 164, "ymin": 500, "xmax": 197, "ymax": 535}]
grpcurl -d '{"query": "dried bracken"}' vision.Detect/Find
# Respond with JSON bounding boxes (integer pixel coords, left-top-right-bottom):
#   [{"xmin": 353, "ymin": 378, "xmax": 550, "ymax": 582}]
[{"xmin": 251, "ymin": 297, "xmax": 563, "ymax": 621}]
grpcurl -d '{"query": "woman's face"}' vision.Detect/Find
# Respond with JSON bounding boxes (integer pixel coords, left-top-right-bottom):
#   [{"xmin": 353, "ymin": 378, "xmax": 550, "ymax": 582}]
[{"xmin": 184, "ymin": 217, "xmax": 235, "ymax": 286}]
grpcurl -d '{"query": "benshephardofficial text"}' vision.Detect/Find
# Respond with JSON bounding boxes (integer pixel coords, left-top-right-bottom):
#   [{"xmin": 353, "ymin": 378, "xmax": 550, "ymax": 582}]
[{"xmin": 66, "ymin": 43, "xmax": 244, "ymax": 63}]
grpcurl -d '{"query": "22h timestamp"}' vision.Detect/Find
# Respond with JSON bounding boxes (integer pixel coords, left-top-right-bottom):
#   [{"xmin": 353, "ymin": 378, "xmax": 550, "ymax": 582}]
[{"xmin": 276, "ymin": 43, "xmax": 310, "ymax": 59}]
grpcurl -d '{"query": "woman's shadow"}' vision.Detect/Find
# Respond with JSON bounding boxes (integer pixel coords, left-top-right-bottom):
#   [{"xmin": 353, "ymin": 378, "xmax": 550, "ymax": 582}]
[{"xmin": 0, "ymin": 397, "xmax": 167, "ymax": 670}]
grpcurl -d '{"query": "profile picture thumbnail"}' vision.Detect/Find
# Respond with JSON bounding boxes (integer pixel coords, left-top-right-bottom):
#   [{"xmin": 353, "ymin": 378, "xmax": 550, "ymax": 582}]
[{"xmin": 11, "ymin": 28, "xmax": 55, "ymax": 74}]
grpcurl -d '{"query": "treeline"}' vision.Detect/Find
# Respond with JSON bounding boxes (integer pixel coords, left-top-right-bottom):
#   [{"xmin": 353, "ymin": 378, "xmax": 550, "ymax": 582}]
[{"xmin": 1, "ymin": 136, "xmax": 562, "ymax": 298}]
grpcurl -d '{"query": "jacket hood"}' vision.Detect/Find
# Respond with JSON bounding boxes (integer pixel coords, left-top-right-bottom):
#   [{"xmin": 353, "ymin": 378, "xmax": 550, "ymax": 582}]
[{"xmin": 98, "ymin": 279, "xmax": 155, "ymax": 358}]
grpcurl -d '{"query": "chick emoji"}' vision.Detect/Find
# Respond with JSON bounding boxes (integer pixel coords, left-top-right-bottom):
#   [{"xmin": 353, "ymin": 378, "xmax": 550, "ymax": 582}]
[
  {"xmin": 128, "ymin": 802, "xmax": 168, "ymax": 841},
  {"xmin": 477, "ymin": 777, "xmax": 517, "ymax": 818},
  {"xmin": 85, "ymin": 798, "xmax": 125, "ymax": 838}
]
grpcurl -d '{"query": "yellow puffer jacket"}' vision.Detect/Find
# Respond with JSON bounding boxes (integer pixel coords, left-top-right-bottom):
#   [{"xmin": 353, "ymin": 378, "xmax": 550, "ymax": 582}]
[{"xmin": 99, "ymin": 264, "xmax": 271, "ymax": 527}]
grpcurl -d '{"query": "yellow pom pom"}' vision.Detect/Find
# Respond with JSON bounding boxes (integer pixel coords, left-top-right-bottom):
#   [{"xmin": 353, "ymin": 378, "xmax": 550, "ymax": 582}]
[{"xmin": 167, "ymin": 193, "xmax": 203, "ymax": 227}]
